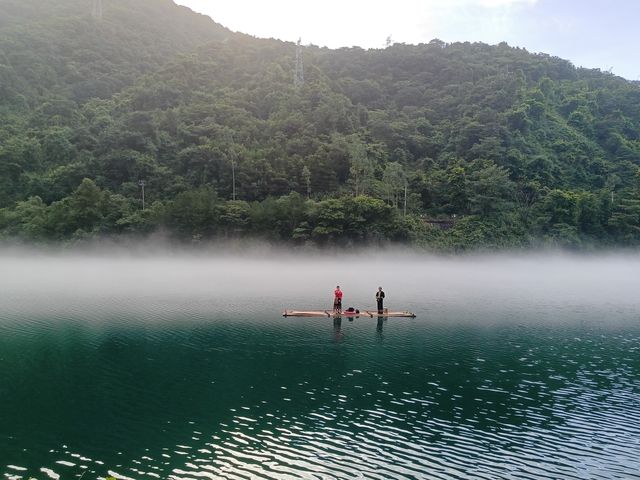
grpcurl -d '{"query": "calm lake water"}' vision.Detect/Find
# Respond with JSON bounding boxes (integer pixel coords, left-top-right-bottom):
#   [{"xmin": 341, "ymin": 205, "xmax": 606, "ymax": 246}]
[{"xmin": 1, "ymin": 251, "xmax": 639, "ymax": 479}]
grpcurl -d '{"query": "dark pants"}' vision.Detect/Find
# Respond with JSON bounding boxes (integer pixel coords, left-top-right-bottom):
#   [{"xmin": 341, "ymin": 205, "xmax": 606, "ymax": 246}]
[
  {"xmin": 377, "ymin": 299, "xmax": 384, "ymax": 314},
  {"xmin": 334, "ymin": 299, "xmax": 342, "ymax": 312}
]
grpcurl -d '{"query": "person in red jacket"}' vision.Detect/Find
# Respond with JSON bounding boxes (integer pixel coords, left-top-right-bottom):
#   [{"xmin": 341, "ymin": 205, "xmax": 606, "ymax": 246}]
[{"xmin": 333, "ymin": 286, "xmax": 343, "ymax": 313}]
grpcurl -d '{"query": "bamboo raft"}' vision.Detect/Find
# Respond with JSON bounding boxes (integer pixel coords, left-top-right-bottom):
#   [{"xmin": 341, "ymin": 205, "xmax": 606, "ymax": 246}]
[{"xmin": 283, "ymin": 310, "xmax": 416, "ymax": 318}]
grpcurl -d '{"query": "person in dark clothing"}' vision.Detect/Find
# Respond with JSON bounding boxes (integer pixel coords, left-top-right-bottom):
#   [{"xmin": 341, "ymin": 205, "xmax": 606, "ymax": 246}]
[{"xmin": 376, "ymin": 286, "xmax": 385, "ymax": 314}]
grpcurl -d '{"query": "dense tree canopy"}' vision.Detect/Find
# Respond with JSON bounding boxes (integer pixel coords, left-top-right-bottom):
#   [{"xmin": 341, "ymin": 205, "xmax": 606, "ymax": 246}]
[{"xmin": 1, "ymin": 0, "xmax": 639, "ymax": 249}]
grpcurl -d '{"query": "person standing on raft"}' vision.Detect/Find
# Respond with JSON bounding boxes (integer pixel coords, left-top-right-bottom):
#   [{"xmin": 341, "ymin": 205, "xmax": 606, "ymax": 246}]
[
  {"xmin": 376, "ymin": 286, "xmax": 385, "ymax": 314},
  {"xmin": 333, "ymin": 286, "xmax": 343, "ymax": 313}
]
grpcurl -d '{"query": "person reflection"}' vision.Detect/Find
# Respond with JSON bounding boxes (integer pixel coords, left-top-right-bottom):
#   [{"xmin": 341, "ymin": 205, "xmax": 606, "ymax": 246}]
[
  {"xmin": 333, "ymin": 315, "xmax": 344, "ymax": 342},
  {"xmin": 376, "ymin": 315, "xmax": 384, "ymax": 339}
]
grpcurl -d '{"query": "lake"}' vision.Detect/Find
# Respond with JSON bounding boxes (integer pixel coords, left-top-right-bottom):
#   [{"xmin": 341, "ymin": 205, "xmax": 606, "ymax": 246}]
[{"xmin": 1, "ymin": 250, "xmax": 639, "ymax": 479}]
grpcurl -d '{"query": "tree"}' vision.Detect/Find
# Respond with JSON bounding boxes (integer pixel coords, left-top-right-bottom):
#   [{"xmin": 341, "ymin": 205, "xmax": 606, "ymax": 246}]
[
  {"xmin": 220, "ymin": 201, "xmax": 251, "ymax": 237},
  {"xmin": 382, "ymin": 162, "xmax": 406, "ymax": 209},
  {"xmin": 67, "ymin": 178, "xmax": 106, "ymax": 232},
  {"xmin": 309, "ymin": 199, "xmax": 345, "ymax": 242},
  {"xmin": 348, "ymin": 137, "xmax": 375, "ymax": 196},
  {"xmin": 165, "ymin": 188, "xmax": 220, "ymax": 238},
  {"xmin": 467, "ymin": 161, "xmax": 515, "ymax": 216},
  {"xmin": 301, "ymin": 165, "xmax": 311, "ymax": 199},
  {"xmin": 343, "ymin": 195, "xmax": 395, "ymax": 240},
  {"xmin": 9, "ymin": 196, "xmax": 48, "ymax": 239}
]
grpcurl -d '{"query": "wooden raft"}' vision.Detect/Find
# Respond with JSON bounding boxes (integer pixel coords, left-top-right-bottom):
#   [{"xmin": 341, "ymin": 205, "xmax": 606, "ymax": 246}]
[{"xmin": 283, "ymin": 310, "xmax": 416, "ymax": 318}]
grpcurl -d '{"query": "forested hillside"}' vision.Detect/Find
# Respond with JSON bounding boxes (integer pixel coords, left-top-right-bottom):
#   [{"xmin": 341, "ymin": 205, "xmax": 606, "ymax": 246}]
[{"xmin": 1, "ymin": 0, "xmax": 639, "ymax": 249}]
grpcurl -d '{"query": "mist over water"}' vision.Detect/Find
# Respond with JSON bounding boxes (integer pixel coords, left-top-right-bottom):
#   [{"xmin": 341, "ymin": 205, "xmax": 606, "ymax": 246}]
[
  {"xmin": 2, "ymin": 248, "xmax": 640, "ymax": 319},
  {"xmin": 1, "ymin": 248, "xmax": 639, "ymax": 479}
]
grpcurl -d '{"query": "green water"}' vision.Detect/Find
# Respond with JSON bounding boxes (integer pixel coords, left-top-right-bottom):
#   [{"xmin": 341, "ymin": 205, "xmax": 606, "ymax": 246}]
[{"xmin": 1, "ymin": 254, "xmax": 639, "ymax": 479}]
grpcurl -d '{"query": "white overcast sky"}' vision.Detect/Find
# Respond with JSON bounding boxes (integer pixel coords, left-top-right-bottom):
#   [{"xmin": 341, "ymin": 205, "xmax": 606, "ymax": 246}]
[{"xmin": 174, "ymin": 0, "xmax": 639, "ymax": 80}]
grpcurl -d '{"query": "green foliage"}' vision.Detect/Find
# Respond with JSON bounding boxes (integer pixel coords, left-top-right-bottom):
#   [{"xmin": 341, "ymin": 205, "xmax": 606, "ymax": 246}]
[
  {"xmin": 1, "ymin": 0, "xmax": 640, "ymax": 249},
  {"xmin": 347, "ymin": 136, "xmax": 375, "ymax": 196},
  {"xmin": 165, "ymin": 187, "xmax": 220, "ymax": 238}
]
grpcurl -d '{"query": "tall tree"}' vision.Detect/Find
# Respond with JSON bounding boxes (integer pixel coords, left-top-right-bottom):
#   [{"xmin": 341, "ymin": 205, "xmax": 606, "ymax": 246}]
[{"xmin": 348, "ymin": 137, "xmax": 375, "ymax": 196}]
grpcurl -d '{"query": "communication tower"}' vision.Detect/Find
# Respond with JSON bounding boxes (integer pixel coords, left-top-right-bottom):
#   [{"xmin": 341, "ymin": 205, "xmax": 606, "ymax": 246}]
[
  {"xmin": 294, "ymin": 38, "xmax": 304, "ymax": 88},
  {"xmin": 138, "ymin": 180, "xmax": 146, "ymax": 210},
  {"xmin": 92, "ymin": 0, "xmax": 103, "ymax": 20}
]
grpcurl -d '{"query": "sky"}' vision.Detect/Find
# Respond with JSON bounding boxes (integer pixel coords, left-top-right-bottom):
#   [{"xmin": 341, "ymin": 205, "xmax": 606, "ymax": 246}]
[{"xmin": 174, "ymin": 0, "xmax": 640, "ymax": 80}]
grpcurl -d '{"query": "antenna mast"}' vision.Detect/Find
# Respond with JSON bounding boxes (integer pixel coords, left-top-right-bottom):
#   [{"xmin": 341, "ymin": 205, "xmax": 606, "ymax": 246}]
[
  {"xmin": 92, "ymin": 0, "xmax": 103, "ymax": 20},
  {"xmin": 294, "ymin": 38, "xmax": 304, "ymax": 88}
]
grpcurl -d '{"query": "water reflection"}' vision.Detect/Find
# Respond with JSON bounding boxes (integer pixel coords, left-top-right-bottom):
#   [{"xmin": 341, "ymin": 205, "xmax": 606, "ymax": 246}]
[
  {"xmin": 2, "ymin": 310, "xmax": 639, "ymax": 479},
  {"xmin": 332, "ymin": 316, "xmax": 343, "ymax": 343}
]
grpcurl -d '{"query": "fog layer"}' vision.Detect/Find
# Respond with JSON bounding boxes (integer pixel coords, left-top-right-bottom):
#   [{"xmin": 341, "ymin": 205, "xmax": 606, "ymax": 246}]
[{"xmin": 1, "ymin": 249, "xmax": 639, "ymax": 319}]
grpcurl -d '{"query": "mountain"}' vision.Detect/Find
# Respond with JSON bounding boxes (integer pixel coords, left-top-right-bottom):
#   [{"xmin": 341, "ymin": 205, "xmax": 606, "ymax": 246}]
[
  {"xmin": 1, "ymin": 0, "xmax": 639, "ymax": 249},
  {"xmin": 0, "ymin": 0, "xmax": 231, "ymax": 103}
]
